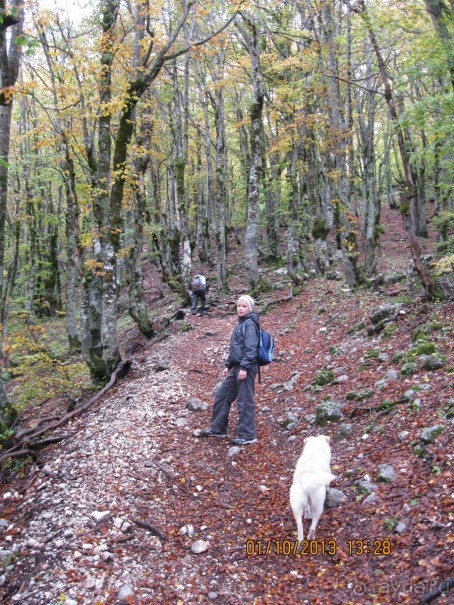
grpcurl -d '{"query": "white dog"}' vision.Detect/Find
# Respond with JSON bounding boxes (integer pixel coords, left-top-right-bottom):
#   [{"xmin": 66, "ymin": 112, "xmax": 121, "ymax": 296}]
[{"xmin": 289, "ymin": 435, "xmax": 335, "ymax": 541}]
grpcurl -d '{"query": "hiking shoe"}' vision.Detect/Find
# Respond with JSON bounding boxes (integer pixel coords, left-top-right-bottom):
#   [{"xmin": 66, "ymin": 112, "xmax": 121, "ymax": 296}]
[
  {"xmin": 199, "ymin": 429, "xmax": 227, "ymax": 438},
  {"xmin": 231, "ymin": 437, "xmax": 257, "ymax": 446}
]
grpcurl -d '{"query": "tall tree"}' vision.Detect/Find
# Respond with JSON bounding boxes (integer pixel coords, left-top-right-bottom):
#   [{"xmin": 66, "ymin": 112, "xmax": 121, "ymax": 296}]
[
  {"xmin": 238, "ymin": 14, "xmax": 265, "ymax": 292},
  {"xmin": 0, "ymin": 0, "xmax": 24, "ymax": 424}
]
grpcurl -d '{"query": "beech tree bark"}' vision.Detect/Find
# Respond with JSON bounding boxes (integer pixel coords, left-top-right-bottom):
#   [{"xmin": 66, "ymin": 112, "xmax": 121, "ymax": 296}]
[
  {"xmin": 208, "ymin": 45, "xmax": 229, "ymax": 293},
  {"xmin": 238, "ymin": 16, "xmax": 265, "ymax": 292},
  {"xmin": 356, "ymin": 39, "xmax": 380, "ymax": 276},
  {"xmin": 322, "ymin": 0, "xmax": 363, "ymax": 288}
]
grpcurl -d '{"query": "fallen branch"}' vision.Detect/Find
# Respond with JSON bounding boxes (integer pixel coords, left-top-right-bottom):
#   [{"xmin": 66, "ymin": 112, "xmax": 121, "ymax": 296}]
[
  {"xmin": 366, "ymin": 408, "xmax": 399, "ymax": 433},
  {"xmin": 132, "ymin": 519, "xmax": 166, "ymax": 541},
  {"xmin": 260, "ymin": 295, "xmax": 293, "ymax": 313},
  {"xmin": 0, "ymin": 359, "xmax": 131, "ymax": 466},
  {"xmin": 347, "ymin": 397, "xmax": 407, "ymax": 418},
  {"xmin": 151, "ymin": 461, "xmax": 192, "ymax": 496}
]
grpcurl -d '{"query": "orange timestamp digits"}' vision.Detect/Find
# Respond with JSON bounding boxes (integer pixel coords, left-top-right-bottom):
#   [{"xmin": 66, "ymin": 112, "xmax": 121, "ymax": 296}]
[{"xmin": 245, "ymin": 539, "xmax": 338, "ymax": 556}]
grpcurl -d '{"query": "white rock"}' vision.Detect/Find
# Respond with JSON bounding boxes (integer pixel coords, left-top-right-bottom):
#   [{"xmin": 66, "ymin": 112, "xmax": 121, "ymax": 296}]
[
  {"xmin": 117, "ymin": 583, "xmax": 135, "ymax": 600},
  {"xmin": 96, "ymin": 574, "xmax": 105, "ymax": 590},
  {"xmin": 179, "ymin": 524, "xmax": 195, "ymax": 537},
  {"xmin": 91, "ymin": 510, "xmax": 110, "ymax": 523},
  {"xmin": 84, "ymin": 576, "xmax": 96, "ymax": 589},
  {"xmin": 227, "ymin": 446, "xmax": 241, "ymax": 458},
  {"xmin": 191, "ymin": 539, "xmax": 209, "ymax": 554}
]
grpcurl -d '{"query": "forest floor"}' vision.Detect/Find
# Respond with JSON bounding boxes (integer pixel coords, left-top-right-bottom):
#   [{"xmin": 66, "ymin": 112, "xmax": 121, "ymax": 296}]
[{"xmin": 0, "ymin": 207, "xmax": 453, "ymax": 605}]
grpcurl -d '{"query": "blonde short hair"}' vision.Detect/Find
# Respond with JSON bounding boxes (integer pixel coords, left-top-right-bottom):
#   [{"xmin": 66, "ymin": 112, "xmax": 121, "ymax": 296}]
[{"xmin": 237, "ymin": 295, "xmax": 255, "ymax": 313}]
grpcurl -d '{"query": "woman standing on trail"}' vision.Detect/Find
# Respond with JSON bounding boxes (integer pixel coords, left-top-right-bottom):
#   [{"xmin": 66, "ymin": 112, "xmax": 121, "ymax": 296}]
[{"xmin": 200, "ymin": 295, "xmax": 259, "ymax": 445}]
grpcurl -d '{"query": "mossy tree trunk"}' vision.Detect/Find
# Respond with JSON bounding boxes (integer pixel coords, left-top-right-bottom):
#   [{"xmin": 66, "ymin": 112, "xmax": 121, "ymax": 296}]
[
  {"xmin": 238, "ymin": 16, "xmax": 265, "ymax": 292},
  {"xmin": 0, "ymin": 0, "xmax": 24, "ymax": 425}
]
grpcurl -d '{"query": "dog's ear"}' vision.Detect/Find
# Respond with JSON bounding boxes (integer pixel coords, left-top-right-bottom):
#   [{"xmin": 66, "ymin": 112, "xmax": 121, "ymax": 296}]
[
  {"xmin": 324, "ymin": 435, "xmax": 331, "ymax": 443},
  {"xmin": 303, "ymin": 437, "xmax": 309, "ymax": 444}
]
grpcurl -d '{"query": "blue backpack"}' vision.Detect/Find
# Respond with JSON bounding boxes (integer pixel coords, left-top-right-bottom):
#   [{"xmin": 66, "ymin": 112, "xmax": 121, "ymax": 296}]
[{"xmin": 242, "ymin": 319, "xmax": 275, "ymax": 367}]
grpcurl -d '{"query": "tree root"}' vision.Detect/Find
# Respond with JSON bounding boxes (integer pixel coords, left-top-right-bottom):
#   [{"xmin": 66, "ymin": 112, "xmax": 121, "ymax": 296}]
[{"xmin": 420, "ymin": 576, "xmax": 454, "ymax": 604}]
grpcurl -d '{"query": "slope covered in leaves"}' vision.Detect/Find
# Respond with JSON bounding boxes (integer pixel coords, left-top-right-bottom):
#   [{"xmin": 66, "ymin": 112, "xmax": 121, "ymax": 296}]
[{"xmin": 0, "ymin": 208, "xmax": 452, "ymax": 605}]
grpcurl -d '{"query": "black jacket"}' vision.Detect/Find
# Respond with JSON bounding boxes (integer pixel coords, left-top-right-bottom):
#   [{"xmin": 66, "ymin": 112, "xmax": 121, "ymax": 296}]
[{"xmin": 226, "ymin": 312, "xmax": 260, "ymax": 371}]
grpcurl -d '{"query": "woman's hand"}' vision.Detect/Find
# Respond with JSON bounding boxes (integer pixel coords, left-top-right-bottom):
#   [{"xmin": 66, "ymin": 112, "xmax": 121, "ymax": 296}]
[
  {"xmin": 238, "ymin": 369, "xmax": 247, "ymax": 381},
  {"xmin": 222, "ymin": 367, "xmax": 229, "ymax": 377}
]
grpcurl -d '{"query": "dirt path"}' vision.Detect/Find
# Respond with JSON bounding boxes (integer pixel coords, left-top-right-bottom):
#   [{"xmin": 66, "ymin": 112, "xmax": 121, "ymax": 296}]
[{"xmin": 0, "ymin": 206, "xmax": 452, "ymax": 604}]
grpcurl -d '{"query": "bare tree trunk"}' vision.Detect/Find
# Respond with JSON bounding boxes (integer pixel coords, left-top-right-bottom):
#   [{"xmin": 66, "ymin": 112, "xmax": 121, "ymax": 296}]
[
  {"xmin": 208, "ymin": 46, "xmax": 229, "ymax": 293},
  {"xmin": 286, "ymin": 146, "xmax": 305, "ymax": 286},
  {"xmin": 238, "ymin": 17, "xmax": 265, "ymax": 292},
  {"xmin": 264, "ymin": 101, "xmax": 280, "ymax": 261},
  {"xmin": 323, "ymin": 1, "xmax": 363, "ymax": 288},
  {"xmin": 171, "ymin": 50, "xmax": 192, "ymax": 303},
  {"xmin": 356, "ymin": 39, "xmax": 380, "ymax": 276},
  {"xmin": 62, "ymin": 149, "xmax": 81, "ymax": 351},
  {"xmin": 193, "ymin": 63, "xmax": 211, "ymax": 262}
]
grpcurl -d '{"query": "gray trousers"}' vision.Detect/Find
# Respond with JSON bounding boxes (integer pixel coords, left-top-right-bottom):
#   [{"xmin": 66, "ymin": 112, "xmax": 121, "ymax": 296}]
[{"xmin": 210, "ymin": 366, "xmax": 258, "ymax": 440}]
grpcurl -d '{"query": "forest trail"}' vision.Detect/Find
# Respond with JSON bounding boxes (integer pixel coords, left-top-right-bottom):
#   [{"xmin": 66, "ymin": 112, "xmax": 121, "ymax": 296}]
[{"xmin": 0, "ymin": 208, "xmax": 452, "ymax": 605}]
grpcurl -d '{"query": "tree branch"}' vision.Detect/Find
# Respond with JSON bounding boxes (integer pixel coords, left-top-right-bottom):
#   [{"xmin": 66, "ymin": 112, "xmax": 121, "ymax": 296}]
[{"xmin": 322, "ymin": 73, "xmax": 384, "ymax": 96}]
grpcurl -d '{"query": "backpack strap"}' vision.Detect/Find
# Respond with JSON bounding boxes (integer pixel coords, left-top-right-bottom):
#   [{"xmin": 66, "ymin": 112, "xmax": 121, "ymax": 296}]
[{"xmin": 241, "ymin": 319, "xmax": 261, "ymax": 383}]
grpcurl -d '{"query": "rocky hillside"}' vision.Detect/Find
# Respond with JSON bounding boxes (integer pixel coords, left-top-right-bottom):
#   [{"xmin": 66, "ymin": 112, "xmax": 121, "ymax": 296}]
[{"xmin": 0, "ymin": 208, "xmax": 452, "ymax": 605}]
